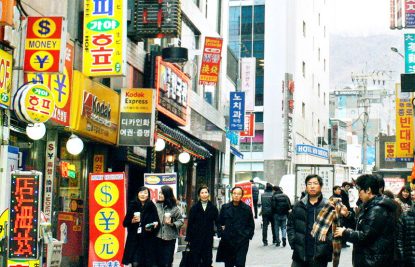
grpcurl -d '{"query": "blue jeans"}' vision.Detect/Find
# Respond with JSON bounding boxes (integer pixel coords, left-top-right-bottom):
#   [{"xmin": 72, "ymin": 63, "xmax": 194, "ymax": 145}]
[{"xmin": 274, "ymin": 214, "xmax": 287, "ymax": 242}]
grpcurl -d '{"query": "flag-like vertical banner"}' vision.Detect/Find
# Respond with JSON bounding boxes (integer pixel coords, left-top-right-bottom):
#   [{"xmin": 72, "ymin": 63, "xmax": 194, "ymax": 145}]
[
  {"xmin": 89, "ymin": 172, "xmax": 126, "ymax": 266},
  {"xmin": 0, "ymin": 47, "xmax": 12, "ymax": 109},
  {"xmin": 235, "ymin": 181, "xmax": 253, "ymax": 209},
  {"xmin": 395, "ymin": 98, "xmax": 414, "ymax": 161},
  {"xmin": 240, "ymin": 113, "xmax": 255, "ymax": 137},
  {"xmin": 83, "ymin": 0, "xmax": 126, "ymax": 76},
  {"xmin": 241, "ymin": 57, "xmax": 256, "ymax": 111},
  {"xmin": 406, "ymin": 0, "xmax": 415, "ymax": 27},
  {"xmin": 229, "ymin": 92, "xmax": 245, "ymax": 131},
  {"xmin": 405, "ymin": 33, "xmax": 415, "ymax": 73},
  {"xmin": 385, "ymin": 142, "xmax": 396, "ymax": 161},
  {"xmin": 199, "ymin": 37, "xmax": 223, "ymax": 85}
]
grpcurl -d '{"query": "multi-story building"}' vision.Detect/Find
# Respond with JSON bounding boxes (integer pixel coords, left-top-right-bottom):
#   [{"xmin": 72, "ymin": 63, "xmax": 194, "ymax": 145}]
[{"xmin": 228, "ymin": 0, "xmax": 330, "ymax": 185}]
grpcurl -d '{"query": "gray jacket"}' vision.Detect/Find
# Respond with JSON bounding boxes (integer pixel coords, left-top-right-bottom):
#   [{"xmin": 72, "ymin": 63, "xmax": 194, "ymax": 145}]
[{"xmin": 156, "ymin": 203, "xmax": 184, "ymax": 240}]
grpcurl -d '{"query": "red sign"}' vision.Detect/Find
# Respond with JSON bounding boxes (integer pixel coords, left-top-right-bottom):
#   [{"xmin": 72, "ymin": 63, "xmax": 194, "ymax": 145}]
[
  {"xmin": 155, "ymin": 56, "xmax": 189, "ymax": 125},
  {"xmin": 199, "ymin": 37, "xmax": 223, "ymax": 85},
  {"xmin": 25, "ymin": 42, "xmax": 73, "ymax": 126},
  {"xmin": 24, "ymin": 17, "xmax": 66, "ymax": 73},
  {"xmin": 8, "ymin": 172, "xmax": 41, "ymax": 259},
  {"xmin": 89, "ymin": 173, "xmax": 126, "ymax": 266},
  {"xmin": 57, "ymin": 212, "xmax": 83, "ymax": 256},
  {"xmin": 240, "ymin": 113, "xmax": 255, "ymax": 137},
  {"xmin": 236, "ymin": 181, "xmax": 254, "ymax": 209}
]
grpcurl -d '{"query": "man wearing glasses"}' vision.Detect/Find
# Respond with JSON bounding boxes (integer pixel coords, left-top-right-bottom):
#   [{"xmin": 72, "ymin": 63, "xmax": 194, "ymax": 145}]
[{"xmin": 287, "ymin": 174, "xmax": 333, "ymax": 267}]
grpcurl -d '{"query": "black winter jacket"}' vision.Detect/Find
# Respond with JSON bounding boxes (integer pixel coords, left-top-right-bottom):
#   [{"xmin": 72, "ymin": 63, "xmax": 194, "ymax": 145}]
[
  {"xmin": 343, "ymin": 195, "xmax": 396, "ymax": 267},
  {"xmin": 397, "ymin": 206, "xmax": 415, "ymax": 267},
  {"xmin": 272, "ymin": 191, "xmax": 292, "ymax": 216},
  {"xmin": 287, "ymin": 195, "xmax": 333, "ymax": 263},
  {"xmin": 261, "ymin": 190, "xmax": 274, "ymax": 216}
]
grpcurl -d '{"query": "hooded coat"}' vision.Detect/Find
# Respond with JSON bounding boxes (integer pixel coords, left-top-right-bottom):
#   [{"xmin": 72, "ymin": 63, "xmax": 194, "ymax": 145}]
[{"xmin": 343, "ymin": 195, "xmax": 396, "ymax": 267}]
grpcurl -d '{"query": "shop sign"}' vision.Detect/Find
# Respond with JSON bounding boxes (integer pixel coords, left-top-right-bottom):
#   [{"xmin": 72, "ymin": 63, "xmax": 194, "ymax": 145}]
[
  {"xmin": 226, "ymin": 128, "xmax": 239, "ymax": 146},
  {"xmin": 57, "ymin": 212, "xmax": 83, "ymax": 256},
  {"xmin": 235, "ymin": 181, "xmax": 253, "ymax": 208},
  {"xmin": 395, "ymin": 98, "xmax": 414, "ymax": 161},
  {"xmin": 296, "ymin": 144, "xmax": 329, "ymax": 159},
  {"xmin": 8, "ymin": 171, "xmax": 42, "ymax": 260},
  {"xmin": 240, "ymin": 113, "xmax": 255, "ymax": 137},
  {"xmin": 83, "ymin": 0, "xmax": 126, "ymax": 77},
  {"xmin": 0, "ymin": 209, "xmax": 8, "ymax": 247},
  {"xmin": 405, "ymin": 34, "xmax": 415, "ymax": 73},
  {"xmin": 24, "ymin": 16, "xmax": 66, "ymax": 73},
  {"xmin": 118, "ymin": 88, "xmax": 156, "ymax": 146},
  {"xmin": 384, "ymin": 177, "xmax": 406, "ymax": 195},
  {"xmin": 0, "ymin": 0, "xmax": 14, "ymax": 26},
  {"xmin": 406, "ymin": 0, "xmax": 415, "ymax": 27},
  {"xmin": 89, "ymin": 172, "xmax": 125, "ymax": 267},
  {"xmin": 13, "ymin": 83, "xmax": 55, "ymax": 123},
  {"xmin": 7, "ymin": 260, "xmax": 40, "ymax": 267},
  {"xmin": 130, "ymin": 0, "xmax": 181, "ymax": 39},
  {"xmin": 61, "ymin": 161, "xmax": 76, "ymax": 179},
  {"xmin": 93, "ymin": 154, "xmax": 105, "ymax": 173},
  {"xmin": 199, "ymin": 37, "xmax": 223, "ymax": 86},
  {"xmin": 71, "ymin": 71, "xmax": 120, "ymax": 144},
  {"xmin": 0, "ymin": 48, "xmax": 12, "ymax": 109},
  {"xmin": 241, "ymin": 57, "xmax": 256, "ymax": 111},
  {"xmin": 385, "ymin": 142, "xmax": 396, "ymax": 161},
  {"xmin": 284, "ymin": 74, "xmax": 294, "ymax": 159},
  {"xmin": 155, "ymin": 57, "xmax": 189, "ymax": 125},
  {"xmin": 229, "ymin": 92, "xmax": 245, "ymax": 131},
  {"xmin": 144, "ymin": 173, "xmax": 177, "ymax": 201},
  {"xmin": 25, "ymin": 42, "xmax": 74, "ymax": 126},
  {"xmin": 43, "ymin": 141, "xmax": 57, "ymax": 220}
]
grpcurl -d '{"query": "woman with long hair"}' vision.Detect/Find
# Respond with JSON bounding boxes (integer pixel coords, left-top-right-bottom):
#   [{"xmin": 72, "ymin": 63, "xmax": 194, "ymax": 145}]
[
  {"xmin": 122, "ymin": 186, "xmax": 160, "ymax": 267},
  {"xmin": 186, "ymin": 185, "xmax": 219, "ymax": 267},
  {"xmin": 396, "ymin": 186, "xmax": 412, "ymax": 212},
  {"xmin": 155, "ymin": 185, "xmax": 184, "ymax": 267}
]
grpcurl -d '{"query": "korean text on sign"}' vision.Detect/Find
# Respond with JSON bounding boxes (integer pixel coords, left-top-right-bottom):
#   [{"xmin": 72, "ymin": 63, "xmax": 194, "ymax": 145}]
[
  {"xmin": 199, "ymin": 37, "xmax": 223, "ymax": 86},
  {"xmin": 395, "ymin": 98, "xmax": 414, "ymax": 161},
  {"xmin": 229, "ymin": 92, "xmax": 245, "ymax": 131}
]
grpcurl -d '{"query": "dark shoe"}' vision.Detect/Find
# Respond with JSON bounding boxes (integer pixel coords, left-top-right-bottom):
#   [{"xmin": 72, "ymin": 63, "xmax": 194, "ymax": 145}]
[
  {"xmin": 282, "ymin": 238, "xmax": 287, "ymax": 247},
  {"xmin": 275, "ymin": 242, "xmax": 280, "ymax": 247},
  {"xmin": 342, "ymin": 243, "xmax": 350, "ymax": 248},
  {"xmin": 263, "ymin": 241, "xmax": 268, "ymax": 246}
]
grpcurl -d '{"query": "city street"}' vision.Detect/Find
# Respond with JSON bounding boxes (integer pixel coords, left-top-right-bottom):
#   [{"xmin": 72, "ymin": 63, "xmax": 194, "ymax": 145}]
[{"xmin": 173, "ymin": 218, "xmax": 353, "ymax": 267}]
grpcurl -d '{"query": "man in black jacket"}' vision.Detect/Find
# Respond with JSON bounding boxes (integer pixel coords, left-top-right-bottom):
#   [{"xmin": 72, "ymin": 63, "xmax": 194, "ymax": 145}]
[
  {"xmin": 397, "ymin": 205, "xmax": 415, "ymax": 266},
  {"xmin": 251, "ymin": 180, "xmax": 259, "ymax": 218},
  {"xmin": 261, "ymin": 183, "xmax": 275, "ymax": 246},
  {"xmin": 272, "ymin": 185, "xmax": 292, "ymax": 247},
  {"xmin": 334, "ymin": 174, "xmax": 396, "ymax": 267},
  {"xmin": 287, "ymin": 174, "xmax": 333, "ymax": 267}
]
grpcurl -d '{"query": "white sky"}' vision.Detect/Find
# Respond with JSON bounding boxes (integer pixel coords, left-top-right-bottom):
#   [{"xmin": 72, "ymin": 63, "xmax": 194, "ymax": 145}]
[{"xmin": 330, "ymin": 0, "xmax": 391, "ymax": 36}]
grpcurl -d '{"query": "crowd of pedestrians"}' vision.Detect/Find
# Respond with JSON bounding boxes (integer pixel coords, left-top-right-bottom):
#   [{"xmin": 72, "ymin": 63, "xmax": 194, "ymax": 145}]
[{"xmin": 121, "ymin": 173, "xmax": 415, "ymax": 267}]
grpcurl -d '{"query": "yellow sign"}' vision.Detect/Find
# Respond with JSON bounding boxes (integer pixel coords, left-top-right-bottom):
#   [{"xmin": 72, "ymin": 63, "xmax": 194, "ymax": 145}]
[
  {"xmin": 95, "ymin": 207, "xmax": 120, "ymax": 233},
  {"xmin": 94, "ymin": 233, "xmax": 120, "ymax": 260},
  {"xmin": 7, "ymin": 260, "xmax": 40, "ymax": 267},
  {"xmin": 94, "ymin": 182, "xmax": 119, "ymax": 207},
  {"xmin": 83, "ymin": 0, "xmax": 126, "ymax": 77},
  {"xmin": 385, "ymin": 142, "xmax": 396, "ymax": 161},
  {"xmin": 0, "ymin": 48, "xmax": 13, "ymax": 108},
  {"xmin": 120, "ymin": 88, "xmax": 155, "ymax": 113},
  {"xmin": 71, "ymin": 71, "xmax": 120, "ymax": 144},
  {"xmin": 0, "ymin": 209, "xmax": 8, "ymax": 240},
  {"xmin": 395, "ymin": 98, "xmax": 414, "ymax": 161}
]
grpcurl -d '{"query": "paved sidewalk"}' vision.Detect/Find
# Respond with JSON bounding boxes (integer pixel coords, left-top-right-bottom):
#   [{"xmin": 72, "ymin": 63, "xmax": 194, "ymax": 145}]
[{"xmin": 173, "ymin": 218, "xmax": 353, "ymax": 267}]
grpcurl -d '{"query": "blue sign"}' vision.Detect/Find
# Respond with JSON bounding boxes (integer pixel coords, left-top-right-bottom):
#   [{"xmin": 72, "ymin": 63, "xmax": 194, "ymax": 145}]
[
  {"xmin": 366, "ymin": 146, "xmax": 375, "ymax": 165},
  {"xmin": 405, "ymin": 34, "xmax": 415, "ymax": 73},
  {"xmin": 229, "ymin": 92, "xmax": 245, "ymax": 131},
  {"xmin": 230, "ymin": 146, "xmax": 244, "ymax": 159},
  {"xmin": 296, "ymin": 144, "xmax": 329, "ymax": 159},
  {"xmin": 226, "ymin": 128, "xmax": 239, "ymax": 146}
]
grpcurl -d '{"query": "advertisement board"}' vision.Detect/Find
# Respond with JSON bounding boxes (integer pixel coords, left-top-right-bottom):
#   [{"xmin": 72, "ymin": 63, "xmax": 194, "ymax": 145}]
[
  {"xmin": 0, "ymin": 47, "xmax": 13, "ymax": 108},
  {"xmin": 235, "ymin": 180, "xmax": 253, "ymax": 209},
  {"xmin": 199, "ymin": 37, "xmax": 223, "ymax": 86},
  {"xmin": 395, "ymin": 98, "xmax": 414, "ymax": 161},
  {"xmin": 144, "ymin": 173, "xmax": 177, "ymax": 201},
  {"xmin": 229, "ymin": 92, "xmax": 245, "ymax": 131}
]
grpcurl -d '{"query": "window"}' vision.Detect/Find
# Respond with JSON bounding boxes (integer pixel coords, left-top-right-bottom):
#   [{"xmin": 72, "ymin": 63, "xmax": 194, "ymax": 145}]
[
  {"xmin": 318, "ymin": 48, "xmax": 321, "ymax": 61},
  {"xmin": 318, "ymin": 83, "xmax": 321, "ymax": 97},
  {"xmin": 302, "ymin": 61, "xmax": 306, "ymax": 78},
  {"xmin": 318, "ymin": 119, "xmax": 320, "ymax": 135},
  {"xmin": 302, "ymin": 102, "xmax": 306, "ymax": 118},
  {"xmin": 255, "ymin": 112, "xmax": 263, "ymax": 122},
  {"xmin": 303, "ymin": 21, "xmax": 306, "ymax": 37}
]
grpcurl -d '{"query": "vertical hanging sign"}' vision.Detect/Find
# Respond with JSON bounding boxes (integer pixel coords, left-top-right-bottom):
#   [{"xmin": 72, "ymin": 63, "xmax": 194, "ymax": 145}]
[
  {"xmin": 406, "ymin": 0, "xmax": 415, "ymax": 27},
  {"xmin": 395, "ymin": 98, "xmax": 414, "ymax": 161},
  {"xmin": 43, "ymin": 141, "xmax": 57, "ymax": 220},
  {"xmin": 229, "ymin": 92, "xmax": 245, "ymax": 131},
  {"xmin": 89, "ymin": 172, "xmax": 126, "ymax": 267},
  {"xmin": 240, "ymin": 113, "xmax": 255, "ymax": 137},
  {"xmin": 241, "ymin": 57, "xmax": 256, "ymax": 111},
  {"xmin": 83, "ymin": 0, "xmax": 126, "ymax": 77},
  {"xmin": 404, "ymin": 33, "xmax": 415, "ymax": 73},
  {"xmin": 199, "ymin": 37, "xmax": 223, "ymax": 85},
  {"xmin": 0, "ymin": 47, "xmax": 13, "ymax": 109},
  {"xmin": 385, "ymin": 142, "xmax": 396, "ymax": 161}
]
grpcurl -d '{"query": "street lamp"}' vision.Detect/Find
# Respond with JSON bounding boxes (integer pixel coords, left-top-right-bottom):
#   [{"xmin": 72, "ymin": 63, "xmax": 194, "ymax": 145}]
[{"xmin": 391, "ymin": 47, "xmax": 404, "ymax": 58}]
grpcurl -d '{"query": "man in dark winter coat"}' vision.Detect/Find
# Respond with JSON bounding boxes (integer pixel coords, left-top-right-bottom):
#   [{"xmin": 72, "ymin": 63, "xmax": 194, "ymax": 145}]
[
  {"xmin": 272, "ymin": 185, "xmax": 292, "ymax": 247},
  {"xmin": 216, "ymin": 186, "xmax": 255, "ymax": 267},
  {"xmin": 397, "ymin": 205, "xmax": 415, "ymax": 267},
  {"xmin": 287, "ymin": 174, "xmax": 333, "ymax": 267},
  {"xmin": 261, "ymin": 183, "xmax": 276, "ymax": 246},
  {"xmin": 251, "ymin": 180, "xmax": 259, "ymax": 218},
  {"xmin": 335, "ymin": 174, "xmax": 396, "ymax": 267}
]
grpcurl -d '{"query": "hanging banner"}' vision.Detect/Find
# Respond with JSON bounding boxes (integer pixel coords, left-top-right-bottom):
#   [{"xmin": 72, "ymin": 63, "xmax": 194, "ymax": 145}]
[
  {"xmin": 405, "ymin": 33, "xmax": 415, "ymax": 73},
  {"xmin": 229, "ymin": 92, "xmax": 245, "ymax": 131},
  {"xmin": 24, "ymin": 16, "xmax": 66, "ymax": 73},
  {"xmin": 199, "ymin": 37, "xmax": 223, "ymax": 86},
  {"xmin": 0, "ymin": 0, "xmax": 14, "ymax": 26},
  {"xmin": 43, "ymin": 141, "xmax": 57, "ymax": 220},
  {"xmin": 385, "ymin": 142, "xmax": 396, "ymax": 161},
  {"xmin": 235, "ymin": 181, "xmax": 253, "ymax": 209},
  {"xmin": 0, "ymin": 47, "xmax": 13, "ymax": 109},
  {"xmin": 89, "ymin": 172, "xmax": 126, "ymax": 267},
  {"xmin": 395, "ymin": 98, "xmax": 414, "ymax": 161},
  {"xmin": 144, "ymin": 173, "xmax": 177, "ymax": 201},
  {"xmin": 25, "ymin": 42, "xmax": 74, "ymax": 126},
  {"xmin": 241, "ymin": 57, "xmax": 256, "ymax": 111},
  {"xmin": 155, "ymin": 57, "xmax": 189, "ymax": 125},
  {"xmin": 118, "ymin": 88, "xmax": 156, "ymax": 146},
  {"xmin": 93, "ymin": 154, "xmax": 105, "ymax": 173},
  {"xmin": 240, "ymin": 113, "xmax": 255, "ymax": 137},
  {"xmin": 406, "ymin": 0, "xmax": 415, "ymax": 27},
  {"xmin": 83, "ymin": 0, "xmax": 126, "ymax": 76},
  {"xmin": 8, "ymin": 171, "xmax": 42, "ymax": 260}
]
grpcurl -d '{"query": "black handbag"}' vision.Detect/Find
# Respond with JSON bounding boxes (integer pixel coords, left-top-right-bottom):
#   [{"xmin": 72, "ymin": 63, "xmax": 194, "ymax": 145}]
[{"xmin": 179, "ymin": 244, "xmax": 192, "ymax": 267}]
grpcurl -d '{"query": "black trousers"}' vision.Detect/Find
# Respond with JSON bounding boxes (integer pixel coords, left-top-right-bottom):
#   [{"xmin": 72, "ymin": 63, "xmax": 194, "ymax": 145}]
[
  {"xmin": 253, "ymin": 200, "xmax": 258, "ymax": 218},
  {"xmin": 262, "ymin": 214, "xmax": 276, "ymax": 243},
  {"xmin": 190, "ymin": 237, "xmax": 214, "ymax": 267},
  {"xmin": 156, "ymin": 238, "xmax": 176, "ymax": 267},
  {"xmin": 291, "ymin": 259, "xmax": 328, "ymax": 267}
]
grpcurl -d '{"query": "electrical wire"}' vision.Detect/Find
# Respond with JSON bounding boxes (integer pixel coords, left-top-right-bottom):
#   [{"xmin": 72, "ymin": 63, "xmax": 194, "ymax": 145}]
[{"xmin": 16, "ymin": 0, "xmax": 29, "ymax": 17}]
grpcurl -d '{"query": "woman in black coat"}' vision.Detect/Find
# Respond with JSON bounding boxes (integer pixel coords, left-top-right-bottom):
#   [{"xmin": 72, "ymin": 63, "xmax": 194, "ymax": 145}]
[
  {"xmin": 186, "ymin": 186, "xmax": 219, "ymax": 267},
  {"xmin": 122, "ymin": 186, "xmax": 160, "ymax": 267}
]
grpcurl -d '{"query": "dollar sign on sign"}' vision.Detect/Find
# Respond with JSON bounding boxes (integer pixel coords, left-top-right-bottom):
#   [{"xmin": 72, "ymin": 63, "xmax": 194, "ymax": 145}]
[
  {"xmin": 38, "ymin": 20, "xmax": 51, "ymax": 36},
  {"xmin": 101, "ymin": 185, "xmax": 113, "ymax": 205}
]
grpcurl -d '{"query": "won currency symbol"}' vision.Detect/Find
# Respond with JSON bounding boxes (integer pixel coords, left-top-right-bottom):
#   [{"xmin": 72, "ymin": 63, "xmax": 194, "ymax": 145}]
[
  {"xmin": 101, "ymin": 185, "xmax": 113, "ymax": 204},
  {"xmin": 38, "ymin": 20, "xmax": 51, "ymax": 36}
]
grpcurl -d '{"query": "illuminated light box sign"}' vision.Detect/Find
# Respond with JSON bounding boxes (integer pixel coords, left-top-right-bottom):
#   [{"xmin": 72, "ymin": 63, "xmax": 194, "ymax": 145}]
[{"xmin": 8, "ymin": 171, "xmax": 42, "ymax": 260}]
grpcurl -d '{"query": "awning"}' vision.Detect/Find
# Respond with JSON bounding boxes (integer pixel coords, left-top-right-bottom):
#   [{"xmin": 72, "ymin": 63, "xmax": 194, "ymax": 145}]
[
  {"xmin": 230, "ymin": 146, "xmax": 244, "ymax": 159},
  {"xmin": 157, "ymin": 121, "xmax": 212, "ymax": 159}
]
